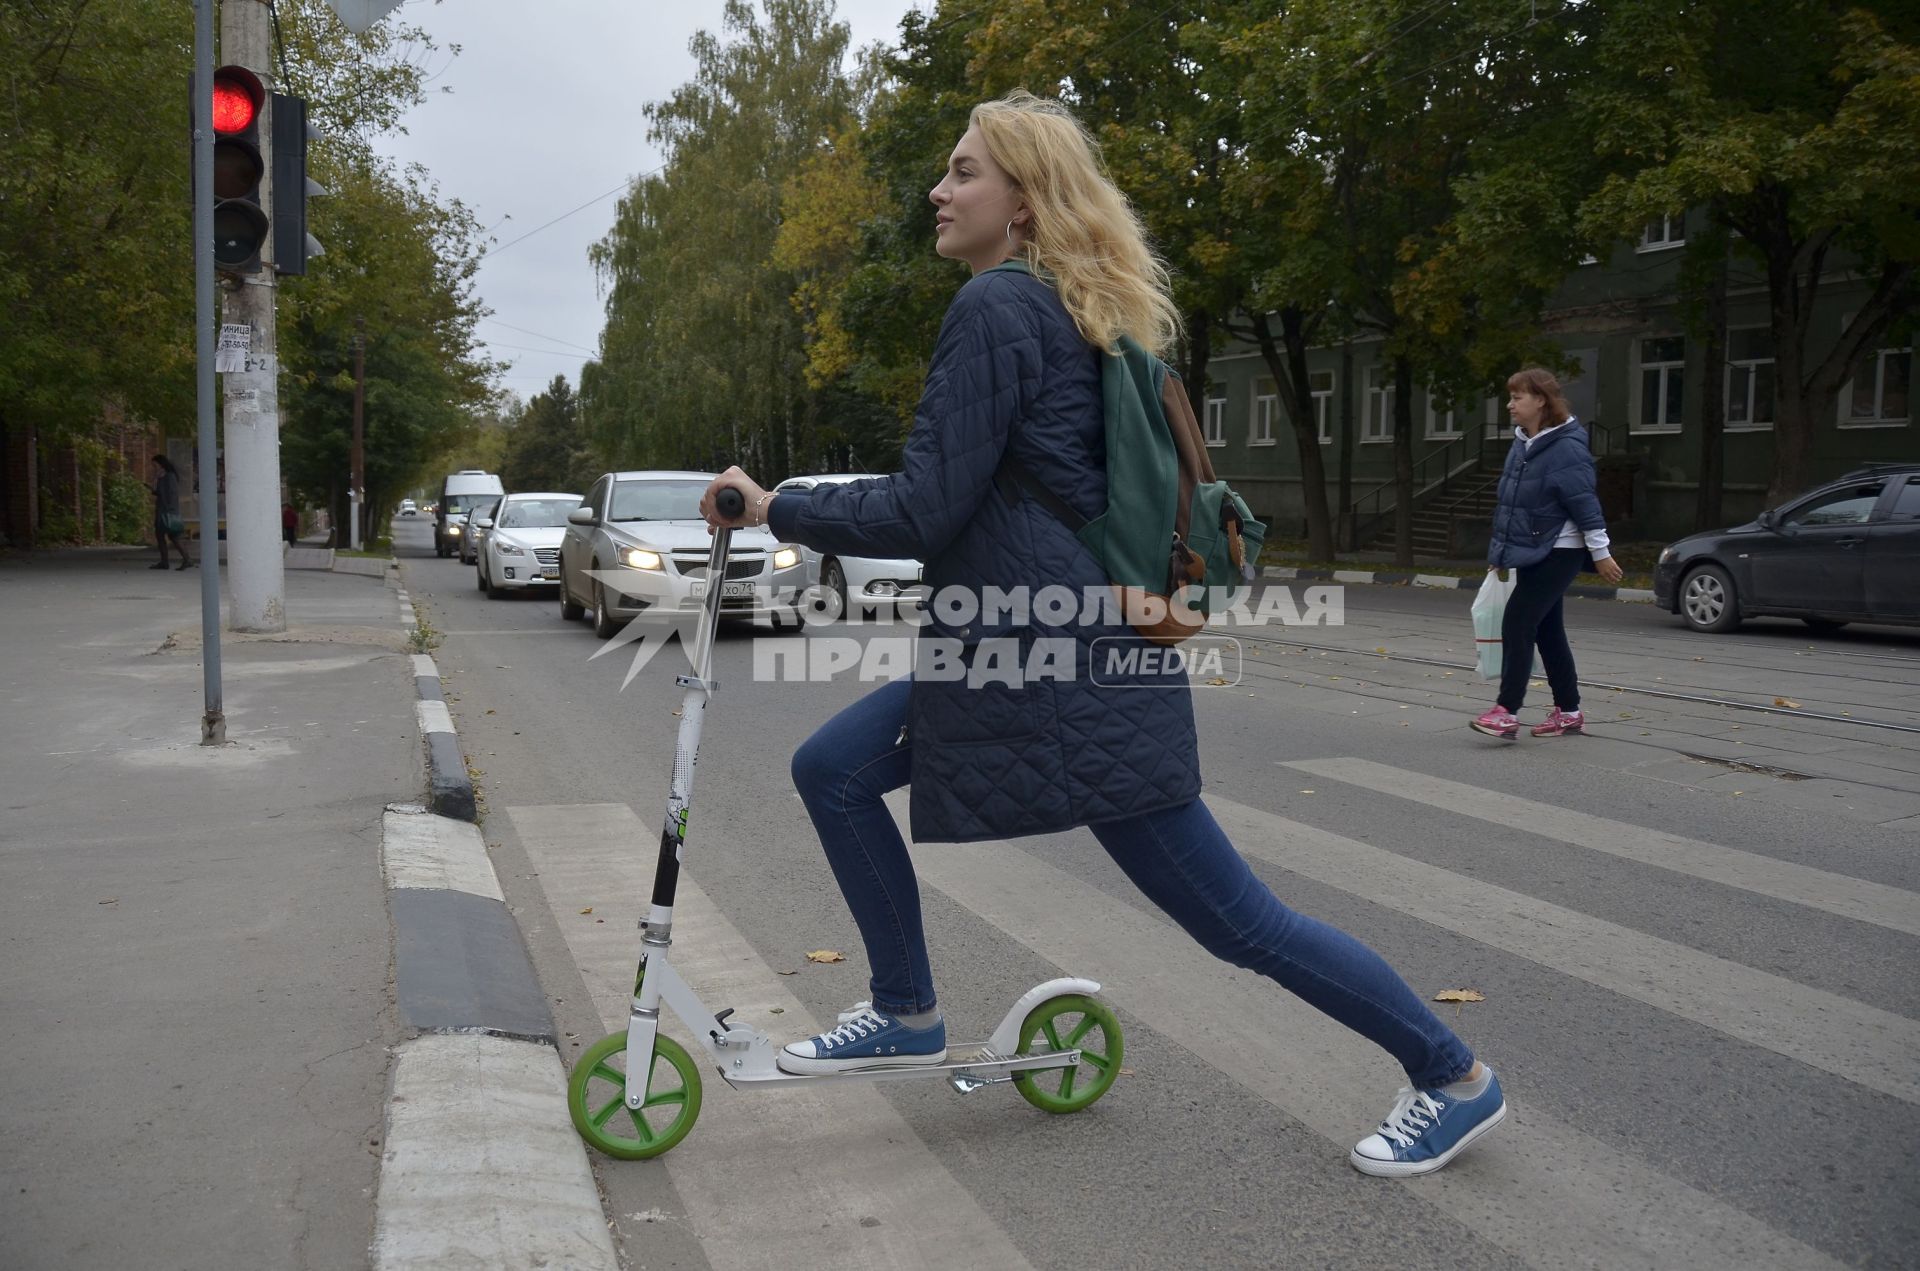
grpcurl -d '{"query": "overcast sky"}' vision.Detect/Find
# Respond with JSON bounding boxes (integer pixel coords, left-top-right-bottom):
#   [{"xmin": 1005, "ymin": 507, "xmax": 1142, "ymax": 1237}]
[{"xmin": 370, "ymin": 0, "xmax": 927, "ymax": 405}]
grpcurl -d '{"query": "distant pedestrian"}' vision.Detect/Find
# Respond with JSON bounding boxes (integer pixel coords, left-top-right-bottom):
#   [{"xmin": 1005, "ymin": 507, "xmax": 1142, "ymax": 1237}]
[
  {"xmin": 282, "ymin": 501, "xmax": 299, "ymax": 545},
  {"xmin": 150, "ymin": 455, "xmax": 192, "ymax": 571},
  {"xmin": 1473, "ymin": 368, "xmax": 1623, "ymax": 739}
]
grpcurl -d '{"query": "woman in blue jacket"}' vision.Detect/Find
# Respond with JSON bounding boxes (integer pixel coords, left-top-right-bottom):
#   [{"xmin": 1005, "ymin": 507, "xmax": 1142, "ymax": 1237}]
[
  {"xmin": 1474, "ymin": 369, "xmax": 1624, "ymax": 739},
  {"xmin": 702, "ymin": 92, "xmax": 1504, "ymax": 1177}
]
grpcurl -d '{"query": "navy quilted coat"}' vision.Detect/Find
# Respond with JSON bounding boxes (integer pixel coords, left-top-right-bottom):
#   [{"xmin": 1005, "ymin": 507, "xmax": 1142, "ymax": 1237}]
[
  {"xmin": 766, "ymin": 267, "xmax": 1200, "ymax": 843},
  {"xmin": 1486, "ymin": 419, "xmax": 1607, "ymax": 571}
]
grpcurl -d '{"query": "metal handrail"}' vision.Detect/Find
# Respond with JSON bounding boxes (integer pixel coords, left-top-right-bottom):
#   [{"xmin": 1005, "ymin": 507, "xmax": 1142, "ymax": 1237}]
[{"xmin": 1347, "ymin": 428, "xmax": 1489, "ymax": 550}]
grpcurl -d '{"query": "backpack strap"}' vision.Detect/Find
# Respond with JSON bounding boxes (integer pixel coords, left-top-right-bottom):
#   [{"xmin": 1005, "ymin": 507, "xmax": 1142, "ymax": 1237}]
[{"xmin": 994, "ymin": 454, "xmax": 1089, "ymax": 532}]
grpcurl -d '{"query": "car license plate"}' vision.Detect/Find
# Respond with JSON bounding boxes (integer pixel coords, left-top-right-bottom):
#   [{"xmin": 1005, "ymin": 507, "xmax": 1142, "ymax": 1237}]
[
  {"xmin": 691, "ymin": 579, "xmax": 757, "ymax": 599},
  {"xmin": 541, "ymin": 566, "xmax": 559, "ymax": 580}
]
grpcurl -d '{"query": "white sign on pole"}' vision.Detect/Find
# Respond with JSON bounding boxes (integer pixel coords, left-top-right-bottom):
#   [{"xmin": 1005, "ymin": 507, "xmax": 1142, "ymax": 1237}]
[
  {"xmin": 323, "ymin": 0, "xmax": 406, "ymax": 34},
  {"xmin": 216, "ymin": 323, "xmax": 252, "ymax": 373}
]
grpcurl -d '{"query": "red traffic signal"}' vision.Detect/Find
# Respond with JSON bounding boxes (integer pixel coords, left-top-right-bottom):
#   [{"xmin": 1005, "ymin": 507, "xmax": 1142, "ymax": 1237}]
[
  {"xmin": 207, "ymin": 66, "xmax": 268, "ymax": 272},
  {"xmin": 211, "ymin": 68, "xmax": 262, "ymax": 134}
]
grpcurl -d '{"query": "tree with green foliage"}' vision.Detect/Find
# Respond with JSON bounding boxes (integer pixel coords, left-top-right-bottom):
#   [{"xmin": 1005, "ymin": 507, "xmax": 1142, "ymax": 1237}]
[
  {"xmin": 499, "ymin": 376, "xmax": 596, "ymax": 494},
  {"xmin": 584, "ymin": 0, "xmax": 880, "ymax": 479},
  {"xmin": 1577, "ymin": 0, "xmax": 1919, "ymax": 504}
]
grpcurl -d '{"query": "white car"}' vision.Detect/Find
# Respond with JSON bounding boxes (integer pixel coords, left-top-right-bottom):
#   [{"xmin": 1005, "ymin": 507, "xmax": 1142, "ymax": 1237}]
[
  {"xmin": 472, "ymin": 492, "xmax": 581, "ymax": 598},
  {"xmin": 771, "ymin": 474, "xmax": 924, "ymax": 620},
  {"xmin": 399, "ymin": 498, "xmax": 417, "ymax": 517},
  {"xmin": 557, "ymin": 471, "xmax": 808, "ymax": 638}
]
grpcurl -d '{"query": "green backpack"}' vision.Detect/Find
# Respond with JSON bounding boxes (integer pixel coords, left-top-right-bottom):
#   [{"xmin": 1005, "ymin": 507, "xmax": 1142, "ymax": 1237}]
[{"xmin": 995, "ymin": 297, "xmax": 1267, "ymax": 645}]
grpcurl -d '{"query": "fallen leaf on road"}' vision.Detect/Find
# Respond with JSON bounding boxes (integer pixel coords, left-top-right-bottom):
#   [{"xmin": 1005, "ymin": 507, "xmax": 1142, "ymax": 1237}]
[
  {"xmin": 485, "ymin": 709, "xmax": 495, "ymax": 715},
  {"xmin": 1375, "ymin": 647, "xmax": 1387, "ymax": 654},
  {"xmin": 97, "ymin": 898, "xmax": 118, "ymax": 905},
  {"xmin": 1205, "ymin": 677, "xmax": 1230, "ymax": 686},
  {"xmin": 1433, "ymin": 989, "xmax": 1486, "ymax": 1004},
  {"xmin": 806, "ymin": 950, "xmax": 846, "ymax": 964},
  {"xmin": 1118, "ymin": 1067, "xmax": 1135, "ymax": 1076},
  {"xmin": 777, "ymin": 969, "xmax": 797, "ymax": 976},
  {"xmin": 1299, "ymin": 789, "xmax": 1315, "ymax": 795},
  {"xmin": 578, "ymin": 907, "xmax": 593, "ymax": 915},
  {"xmin": 769, "ymin": 1007, "xmax": 784, "ymax": 1014},
  {"xmin": 1774, "ymin": 698, "xmax": 1801, "ymax": 709}
]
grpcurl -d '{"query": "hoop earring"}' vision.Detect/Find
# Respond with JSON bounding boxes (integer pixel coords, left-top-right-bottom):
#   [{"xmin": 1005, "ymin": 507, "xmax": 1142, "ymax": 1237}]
[{"xmin": 1005, "ymin": 219, "xmax": 1018, "ymax": 245}]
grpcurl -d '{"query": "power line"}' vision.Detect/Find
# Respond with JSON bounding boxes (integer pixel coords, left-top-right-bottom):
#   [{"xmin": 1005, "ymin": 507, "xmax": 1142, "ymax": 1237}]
[
  {"xmin": 478, "ymin": 174, "xmax": 650, "ymax": 261},
  {"xmin": 481, "ymin": 318, "xmax": 600, "ymax": 355}
]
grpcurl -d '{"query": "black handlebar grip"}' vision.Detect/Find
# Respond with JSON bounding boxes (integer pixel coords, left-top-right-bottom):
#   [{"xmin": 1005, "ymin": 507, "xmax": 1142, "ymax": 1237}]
[{"xmin": 715, "ymin": 487, "xmax": 746, "ymax": 520}]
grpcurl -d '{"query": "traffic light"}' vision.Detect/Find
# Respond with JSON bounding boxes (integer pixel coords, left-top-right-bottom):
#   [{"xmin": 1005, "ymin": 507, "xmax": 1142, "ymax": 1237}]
[
  {"xmin": 270, "ymin": 93, "xmax": 326, "ymax": 276},
  {"xmin": 208, "ymin": 65, "xmax": 269, "ymax": 273}
]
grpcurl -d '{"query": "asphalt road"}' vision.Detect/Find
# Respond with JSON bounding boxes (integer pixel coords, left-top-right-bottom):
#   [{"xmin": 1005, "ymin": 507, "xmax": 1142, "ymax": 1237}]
[{"xmin": 393, "ymin": 514, "xmax": 1919, "ymax": 1270}]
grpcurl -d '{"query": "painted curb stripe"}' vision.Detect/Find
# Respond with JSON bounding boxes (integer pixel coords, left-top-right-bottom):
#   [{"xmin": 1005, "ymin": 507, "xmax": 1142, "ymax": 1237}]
[
  {"xmin": 415, "ymin": 699, "xmax": 454, "ymax": 736},
  {"xmin": 382, "ymin": 810, "xmax": 503, "ymax": 902},
  {"xmin": 372, "ymin": 1034, "xmax": 614, "ymax": 1270}
]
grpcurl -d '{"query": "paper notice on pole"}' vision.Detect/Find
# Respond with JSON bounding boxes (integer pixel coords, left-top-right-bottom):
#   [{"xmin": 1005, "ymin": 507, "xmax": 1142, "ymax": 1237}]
[
  {"xmin": 216, "ymin": 324, "xmax": 252, "ymax": 373},
  {"xmin": 228, "ymin": 388, "xmax": 260, "ymax": 410}
]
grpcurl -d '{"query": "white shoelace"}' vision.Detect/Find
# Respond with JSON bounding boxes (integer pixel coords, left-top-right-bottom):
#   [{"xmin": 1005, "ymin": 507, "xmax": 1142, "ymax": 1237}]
[
  {"xmin": 1376, "ymin": 1087, "xmax": 1447, "ymax": 1148},
  {"xmin": 815, "ymin": 1007, "xmax": 886, "ymax": 1052}
]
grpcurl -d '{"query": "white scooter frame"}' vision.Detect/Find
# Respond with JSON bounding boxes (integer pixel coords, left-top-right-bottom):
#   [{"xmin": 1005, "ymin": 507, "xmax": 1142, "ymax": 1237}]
[{"xmin": 613, "ymin": 500, "xmax": 1107, "ymax": 1120}]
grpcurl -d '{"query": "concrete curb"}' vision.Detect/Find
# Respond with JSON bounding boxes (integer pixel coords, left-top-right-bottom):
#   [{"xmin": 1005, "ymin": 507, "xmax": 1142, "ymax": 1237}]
[
  {"xmin": 1260, "ymin": 565, "xmax": 1658, "ymax": 605},
  {"xmin": 372, "ymin": 807, "xmax": 615, "ymax": 1270},
  {"xmin": 409, "ymin": 651, "xmax": 476, "ymax": 823}
]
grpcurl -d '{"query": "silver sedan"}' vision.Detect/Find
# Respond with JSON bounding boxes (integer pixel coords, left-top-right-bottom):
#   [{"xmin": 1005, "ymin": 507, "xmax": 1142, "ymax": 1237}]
[{"xmin": 771, "ymin": 474, "xmax": 924, "ymax": 621}]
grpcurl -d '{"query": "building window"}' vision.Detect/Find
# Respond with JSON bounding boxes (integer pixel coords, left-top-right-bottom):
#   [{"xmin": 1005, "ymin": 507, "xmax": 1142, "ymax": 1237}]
[
  {"xmin": 1425, "ymin": 390, "xmax": 1463, "ymax": 440},
  {"xmin": 1635, "ymin": 336, "xmax": 1685, "ymax": 432},
  {"xmin": 1310, "ymin": 371, "xmax": 1334, "ymax": 445},
  {"xmin": 1204, "ymin": 396, "xmax": 1227, "ymax": 447},
  {"xmin": 1841, "ymin": 337, "xmax": 1912, "ymax": 428},
  {"xmin": 1250, "ymin": 379, "xmax": 1278, "ymax": 446},
  {"xmin": 1725, "ymin": 328, "xmax": 1774, "ymax": 431},
  {"xmin": 1362, "ymin": 365, "xmax": 1394, "ymax": 444},
  {"xmin": 1638, "ymin": 213, "xmax": 1685, "ymax": 252}
]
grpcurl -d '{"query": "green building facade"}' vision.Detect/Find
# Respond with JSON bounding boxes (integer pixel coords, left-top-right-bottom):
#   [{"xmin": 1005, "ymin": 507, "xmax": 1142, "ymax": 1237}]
[{"xmin": 1201, "ymin": 212, "xmax": 1914, "ymax": 552}]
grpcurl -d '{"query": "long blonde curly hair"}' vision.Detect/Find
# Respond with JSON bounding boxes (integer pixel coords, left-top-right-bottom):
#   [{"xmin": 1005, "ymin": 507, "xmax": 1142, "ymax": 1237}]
[{"xmin": 969, "ymin": 91, "xmax": 1181, "ymax": 357}]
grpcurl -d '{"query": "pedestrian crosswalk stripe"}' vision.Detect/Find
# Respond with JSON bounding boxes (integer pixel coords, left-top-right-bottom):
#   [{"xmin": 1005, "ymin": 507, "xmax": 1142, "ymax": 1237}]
[
  {"xmin": 507, "ymin": 802, "xmax": 1038, "ymax": 1271},
  {"xmin": 1285, "ymin": 758, "xmax": 1920, "ymax": 937},
  {"xmin": 1201, "ymin": 793, "xmax": 1920, "ymax": 1105},
  {"xmin": 891, "ymin": 797, "xmax": 1845, "ymax": 1271}
]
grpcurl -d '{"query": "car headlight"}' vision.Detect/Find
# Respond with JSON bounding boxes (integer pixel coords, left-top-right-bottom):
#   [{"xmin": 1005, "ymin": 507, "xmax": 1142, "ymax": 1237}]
[
  {"xmin": 620, "ymin": 546, "xmax": 663, "ymax": 570},
  {"xmin": 494, "ymin": 538, "xmax": 527, "ymax": 556},
  {"xmin": 449, "ymin": 524, "xmax": 462, "ymax": 535},
  {"xmin": 773, "ymin": 546, "xmax": 800, "ymax": 570},
  {"xmin": 1657, "ymin": 546, "xmax": 1674, "ymax": 565}
]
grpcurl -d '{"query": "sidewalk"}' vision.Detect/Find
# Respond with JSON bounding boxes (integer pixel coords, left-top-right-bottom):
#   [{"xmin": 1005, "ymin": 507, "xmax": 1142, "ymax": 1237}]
[{"xmin": 0, "ymin": 547, "xmax": 603, "ymax": 1270}]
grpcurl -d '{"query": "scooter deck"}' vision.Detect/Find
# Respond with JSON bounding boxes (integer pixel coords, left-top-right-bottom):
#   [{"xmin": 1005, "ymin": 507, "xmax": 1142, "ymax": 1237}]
[{"xmin": 717, "ymin": 1044, "xmax": 1080, "ymax": 1089}]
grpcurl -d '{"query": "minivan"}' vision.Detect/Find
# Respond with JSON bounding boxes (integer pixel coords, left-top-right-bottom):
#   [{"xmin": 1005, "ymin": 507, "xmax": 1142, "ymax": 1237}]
[{"xmin": 435, "ymin": 470, "xmax": 506, "ymax": 558}]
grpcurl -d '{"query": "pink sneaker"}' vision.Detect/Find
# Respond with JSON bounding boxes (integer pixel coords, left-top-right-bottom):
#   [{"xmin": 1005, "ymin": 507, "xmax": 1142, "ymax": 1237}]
[
  {"xmin": 1531, "ymin": 708, "xmax": 1584, "ymax": 737},
  {"xmin": 1470, "ymin": 706, "xmax": 1520, "ymax": 739}
]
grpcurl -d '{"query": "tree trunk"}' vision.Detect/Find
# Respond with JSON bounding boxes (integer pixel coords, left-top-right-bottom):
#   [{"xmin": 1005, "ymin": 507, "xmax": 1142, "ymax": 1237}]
[
  {"xmin": 1338, "ymin": 340, "xmax": 1355, "ymax": 551},
  {"xmin": 1391, "ymin": 355, "xmax": 1415, "ymax": 567},
  {"xmin": 1248, "ymin": 309, "xmax": 1335, "ymax": 561},
  {"xmin": 1696, "ymin": 249, "xmax": 1727, "ymax": 531},
  {"xmin": 1182, "ymin": 309, "xmax": 1211, "ymax": 420}
]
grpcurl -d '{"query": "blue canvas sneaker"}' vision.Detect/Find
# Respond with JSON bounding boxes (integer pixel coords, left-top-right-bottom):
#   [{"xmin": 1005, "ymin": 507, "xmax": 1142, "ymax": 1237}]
[
  {"xmin": 1350, "ymin": 1068, "xmax": 1506, "ymax": 1177},
  {"xmin": 777, "ymin": 1005, "xmax": 948, "ymax": 1075}
]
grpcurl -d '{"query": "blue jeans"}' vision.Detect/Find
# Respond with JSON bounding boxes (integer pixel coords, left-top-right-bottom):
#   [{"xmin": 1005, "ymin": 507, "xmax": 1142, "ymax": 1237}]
[{"xmin": 791, "ymin": 677, "xmax": 1477, "ymax": 1088}]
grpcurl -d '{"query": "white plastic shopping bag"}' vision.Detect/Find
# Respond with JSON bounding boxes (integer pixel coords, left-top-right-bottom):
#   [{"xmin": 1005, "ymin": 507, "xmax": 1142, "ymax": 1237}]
[{"xmin": 1471, "ymin": 569, "xmax": 1515, "ymax": 681}]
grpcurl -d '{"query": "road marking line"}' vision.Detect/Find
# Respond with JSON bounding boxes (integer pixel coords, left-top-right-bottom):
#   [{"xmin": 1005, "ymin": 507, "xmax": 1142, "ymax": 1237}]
[
  {"xmin": 1197, "ymin": 792, "xmax": 1920, "ymax": 1105},
  {"xmin": 508, "ymin": 803, "xmax": 1037, "ymax": 1271},
  {"xmin": 891, "ymin": 800, "xmax": 1844, "ymax": 1271},
  {"xmin": 1285, "ymin": 757, "xmax": 1920, "ymax": 937}
]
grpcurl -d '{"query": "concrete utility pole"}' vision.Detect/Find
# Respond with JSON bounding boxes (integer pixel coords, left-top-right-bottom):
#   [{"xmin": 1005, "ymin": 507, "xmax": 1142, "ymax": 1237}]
[
  {"xmin": 350, "ymin": 317, "xmax": 366, "ymax": 551},
  {"xmin": 220, "ymin": 0, "xmax": 287, "ymax": 632}
]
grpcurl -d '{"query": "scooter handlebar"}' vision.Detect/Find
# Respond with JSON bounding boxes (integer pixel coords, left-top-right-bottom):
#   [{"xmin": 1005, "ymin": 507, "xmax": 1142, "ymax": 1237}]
[{"xmin": 715, "ymin": 487, "xmax": 745, "ymax": 521}]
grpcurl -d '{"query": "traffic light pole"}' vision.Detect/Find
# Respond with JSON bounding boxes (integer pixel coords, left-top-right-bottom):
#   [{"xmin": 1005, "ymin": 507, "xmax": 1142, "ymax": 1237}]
[
  {"xmin": 192, "ymin": 0, "xmax": 226, "ymax": 744},
  {"xmin": 219, "ymin": 0, "xmax": 287, "ymax": 633},
  {"xmin": 350, "ymin": 318, "xmax": 365, "ymax": 551}
]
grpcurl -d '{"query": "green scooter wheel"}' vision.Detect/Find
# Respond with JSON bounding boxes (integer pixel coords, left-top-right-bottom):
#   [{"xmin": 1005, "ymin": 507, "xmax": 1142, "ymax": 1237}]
[
  {"xmin": 568, "ymin": 1029, "xmax": 703, "ymax": 1160},
  {"xmin": 1011, "ymin": 993, "xmax": 1123, "ymax": 1114}
]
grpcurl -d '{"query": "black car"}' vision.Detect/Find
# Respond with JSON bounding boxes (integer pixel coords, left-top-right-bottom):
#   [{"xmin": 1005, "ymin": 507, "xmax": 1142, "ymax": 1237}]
[{"xmin": 1654, "ymin": 465, "xmax": 1920, "ymax": 632}]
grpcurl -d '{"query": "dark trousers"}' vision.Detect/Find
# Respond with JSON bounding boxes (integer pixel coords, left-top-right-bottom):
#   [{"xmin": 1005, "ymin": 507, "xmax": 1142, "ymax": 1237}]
[{"xmin": 1498, "ymin": 547, "xmax": 1586, "ymax": 713}]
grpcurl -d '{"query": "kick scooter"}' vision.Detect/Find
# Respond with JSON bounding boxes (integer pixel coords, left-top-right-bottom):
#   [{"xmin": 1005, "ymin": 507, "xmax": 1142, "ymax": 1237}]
[{"xmin": 567, "ymin": 487, "xmax": 1126, "ymax": 1160}]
